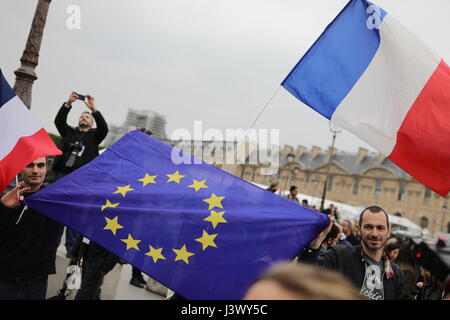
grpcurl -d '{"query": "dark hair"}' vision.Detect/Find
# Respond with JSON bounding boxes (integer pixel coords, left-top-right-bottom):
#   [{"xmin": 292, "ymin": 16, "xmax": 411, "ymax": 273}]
[
  {"xmin": 302, "ymin": 199, "xmax": 308, "ymax": 204},
  {"xmin": 323, "ymin": 223, "xmax": 340, "ymax": 244},
  {"xmin": 343, "ymin": 219, "xmax": 352, "ymax": 227},
  {"xmin": 385, "ymin": 242, "xmax": 400, "ymax": 253},
  {"xmin": 359, "ymin": 206, "xmax": 389, "ymax": 227},
  {"xmin": 290, "ymin": 186, "xmax": 298, "ymax": 192}
]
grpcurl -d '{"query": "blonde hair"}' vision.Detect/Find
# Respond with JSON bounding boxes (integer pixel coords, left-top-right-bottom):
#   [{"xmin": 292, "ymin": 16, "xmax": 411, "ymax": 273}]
[{"xmin": 256, "ymin": 262, "xmax": 365, "ymax": 300}]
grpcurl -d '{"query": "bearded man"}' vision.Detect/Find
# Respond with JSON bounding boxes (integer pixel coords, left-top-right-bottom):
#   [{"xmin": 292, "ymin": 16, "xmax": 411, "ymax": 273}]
[
  {"xmin": 298, "ymin": 206, "xmax": 404, "ymax": 300},
  {"xmin": 53, "ymin": 92, "xmax": 108, "ymax": 254}
]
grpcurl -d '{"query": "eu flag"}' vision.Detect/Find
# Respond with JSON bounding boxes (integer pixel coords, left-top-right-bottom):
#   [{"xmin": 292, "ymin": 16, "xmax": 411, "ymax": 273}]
[{"xmin": 25, "ymin": 131, "xmax": 328, "ymax": 299}]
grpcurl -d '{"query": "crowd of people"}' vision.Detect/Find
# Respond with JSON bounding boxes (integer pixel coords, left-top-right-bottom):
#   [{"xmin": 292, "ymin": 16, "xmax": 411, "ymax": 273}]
[
  {"xmin": 267, "ymin": 183, "xmax": 450, "ymax": 300},
  {"xmin": 0, "ymin": 94, "xmax": 449, "ymax": 300}
]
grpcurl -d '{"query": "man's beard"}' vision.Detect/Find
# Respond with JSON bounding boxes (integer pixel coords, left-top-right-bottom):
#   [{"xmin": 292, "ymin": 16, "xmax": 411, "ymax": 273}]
[
  {"xmin": 362, "ymin": 235, "xmax": 386, "ymax": 251},
  {"xmin": 79, "ymin": 121, "xmax": 89, "ymax": 129}
]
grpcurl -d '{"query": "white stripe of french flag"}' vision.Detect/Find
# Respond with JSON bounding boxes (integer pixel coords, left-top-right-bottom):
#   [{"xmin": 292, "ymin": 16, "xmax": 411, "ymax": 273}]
[
  {"xmin": 282, "ymin": 0, "xmax": 450, "ymax": 197},
  {"xmin": 0, "ymin": 69, "xmax": 62, "ymax": 193}
]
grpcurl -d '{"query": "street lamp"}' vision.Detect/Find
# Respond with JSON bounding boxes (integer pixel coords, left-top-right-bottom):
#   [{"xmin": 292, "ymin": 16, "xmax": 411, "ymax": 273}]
[
  {"xmin": 14, "ymin": 0, "xmax": 52, "ymax": 109},
  {"xmin": 320, "ymin": 121, "xmax": 342, "ymax": 211}
]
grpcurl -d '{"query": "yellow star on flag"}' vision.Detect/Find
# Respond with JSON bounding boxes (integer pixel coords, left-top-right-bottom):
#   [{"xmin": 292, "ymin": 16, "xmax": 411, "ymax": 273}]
[
  {"xmin": 195, "ymin": 230, "xmax": 218, "ymax": 251},
  {"xmin": 103, "ymin": 216, "xmax": 124, "ymax": 235},
  {"xmin": 145, "ymin": 245, "xmax": 166, "ymax": 263},
  {"xmin": 114, "ymin": 184, "xmax": 135, "ymax": 197},
  {"xmin": 121, "ymin": 234, "xmax": 141, "ymax": 251},
  {"xmin": 138, "ymin": 173, "xmax": 158, "ymax": 187},
  {"xmin": 166, "ymin": 171, "xmax": 186, "ymax": 183},
  {"xmin": 204, "ymin": 210, "xmax": 228, "ymax": 229},
  {"xmin": 188, "ymin": 179, "xmax": 208, "ymax": 192},
  {"xmin": 101, "ymin": 199, "xmax": 120, "ymax": 212},
  {"xmin": 202, "ymin": 193, "xmax": 225, "ymax": 210},
  {"xmin": 172, "ymin": 245, "xmax": 195, "ymax": 264}
]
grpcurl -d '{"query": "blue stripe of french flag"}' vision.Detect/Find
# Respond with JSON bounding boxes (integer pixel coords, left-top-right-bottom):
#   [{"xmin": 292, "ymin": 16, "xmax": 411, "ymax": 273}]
[
  {"xmin": 0, "ymin": 69, "xmax": 61, "ymax": 192},
  {"xmin": 282, "ymin": 0, "xmax": 450, "ymax": 197}
]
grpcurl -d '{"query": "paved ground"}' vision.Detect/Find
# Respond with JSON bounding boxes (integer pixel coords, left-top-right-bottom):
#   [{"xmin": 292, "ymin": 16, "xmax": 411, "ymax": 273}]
[
  {"xmin": 57, "ymin": 230, "xmax": 164, "ymax": 300},
  {"xmin": 115, "ymin": 263, "xmax": 164, "ymax": 300}
]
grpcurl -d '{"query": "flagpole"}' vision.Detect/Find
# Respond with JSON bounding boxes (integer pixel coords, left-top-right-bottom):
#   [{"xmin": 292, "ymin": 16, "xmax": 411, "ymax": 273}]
[
  {"xmin": 13, "ymin": 0, "xmax": 52, "ymax": 109},
  {"xmin": 225, "ymin": 86, "xmax": 282, "ymax": 174}
]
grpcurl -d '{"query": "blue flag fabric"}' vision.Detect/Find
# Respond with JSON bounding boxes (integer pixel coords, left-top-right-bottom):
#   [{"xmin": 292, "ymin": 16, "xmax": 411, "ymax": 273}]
[{"xmin": 25, "ymin": 131, "xmax": 329, "ymax": 299}]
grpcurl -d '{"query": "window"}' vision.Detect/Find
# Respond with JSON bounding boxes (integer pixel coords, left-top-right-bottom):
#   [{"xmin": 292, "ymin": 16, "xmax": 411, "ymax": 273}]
[
  {"xmin": 327, "ymin": 175, "xmax": 334, "ymax": 192},
  {"xmin": 305, "ymin": 173, "xmax": 310, "ymax": 186},
  {"xmin": 398, "ymin": 182, "xmax": 405, "ymax": 201},
  {"xmin": 374, "ymin": 179, "xmax": 382, "ymax": 199},
  {"xmin": 423, "ymin": 188, "xmax": 431, "ymax": 206},
  {"xmin": 353, "ymin": 176, "xmax": 360, "ymax": 195}
]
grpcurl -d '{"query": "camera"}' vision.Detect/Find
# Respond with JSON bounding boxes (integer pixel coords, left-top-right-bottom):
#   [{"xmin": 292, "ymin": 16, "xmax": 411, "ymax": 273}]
[
  {"xmin": 75, "ymin": 93, "xmax": 86, "ymax": 101},
  {"xmin": 65, "ymin": 141, "xmax": 84, "ymax": 168}
]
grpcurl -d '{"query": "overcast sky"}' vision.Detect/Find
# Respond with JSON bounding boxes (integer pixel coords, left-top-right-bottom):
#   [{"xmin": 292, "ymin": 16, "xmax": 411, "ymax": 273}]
[{"xmin": 1, "ymin": 0, "xmax": 449, "ymax": 153}]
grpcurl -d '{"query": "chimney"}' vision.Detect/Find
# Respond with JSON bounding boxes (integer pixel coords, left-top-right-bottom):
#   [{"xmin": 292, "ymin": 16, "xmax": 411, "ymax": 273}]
[
  {"xmin": 282, "ymin": 145, "xmax": 294, "ymax": 157},
  {"xmin": 310, "ymin": 145, "xmax": 322, "ymax": 160},
  {"xmin": 295, "ymin": 145, "xmax": 307, "ymax": 158},
  {"xmin": 376, "ymin": 152, "xmax": 385, "ymax": 165},
  {"xmin": 357, "ymin": 147, "xmax": 368, "ymax": 164}
]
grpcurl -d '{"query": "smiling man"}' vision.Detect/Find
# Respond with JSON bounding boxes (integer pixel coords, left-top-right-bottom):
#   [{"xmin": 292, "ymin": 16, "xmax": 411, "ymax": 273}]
[
  {"xmin": 298, "ymin": 206, "xmax": 404, "ymax": 300},
  {"xmin": 0, "ymin": 158, "xmax": 63, "ymax": 300}
]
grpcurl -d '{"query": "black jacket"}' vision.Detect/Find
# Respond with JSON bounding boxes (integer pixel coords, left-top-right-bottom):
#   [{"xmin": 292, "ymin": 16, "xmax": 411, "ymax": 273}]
[
  {"xmin": 0, "ymin": 186, "xmax": 64, "ymax": 280},
  {"xmin": 53, "ymin": 104, "xmax": 108, "ymax": 173},
  {"xmin": 70, "ymin": 236, "xmax": 119, "ymax": 274},
  {"xmin": 298, "ymin": 244, "xmax": 405, "ymax": 300}
]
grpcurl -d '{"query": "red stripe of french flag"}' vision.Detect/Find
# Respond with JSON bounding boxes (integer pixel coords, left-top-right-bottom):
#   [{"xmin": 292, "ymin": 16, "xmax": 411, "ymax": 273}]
[
  {"xmin": 389, "ymin": 60, "xmax": 450, "ymax": 197},
  {"xmin": 0, "ymin": 72, "xmax": 62, "ymax": 193},
  {"xmin": 0, "ymin": 128, "xmax": 62, "ymax": 192}
]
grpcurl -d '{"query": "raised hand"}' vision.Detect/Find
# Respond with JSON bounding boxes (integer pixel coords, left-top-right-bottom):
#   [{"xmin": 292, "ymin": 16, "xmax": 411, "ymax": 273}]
[{"xmin": 0, "ymin": 183, "xmax": 31, "ymax": 208}]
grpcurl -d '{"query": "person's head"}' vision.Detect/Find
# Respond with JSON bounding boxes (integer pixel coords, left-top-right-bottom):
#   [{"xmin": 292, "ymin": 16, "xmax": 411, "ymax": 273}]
[
  {"xmin": 78, "ymin": 111, "xmax": 94, "ymax": 130},
  {"xmin": 301, "ymin": 199, "xmax": 308, "ymax": 206},
  {"xmin": 385, "ymin": 242, "xmax": 400, "ymax": 261},
  {"xmin": 20, "ymin": 157, "xmax": 47, "ymax": 189},
  {"xmin": 359, "ymin": 206, "xmax": 391, "ymax": 253},
  {"xmin": 244, "ymin": 263, "xmax": 365, "ymax": 300},
  {"xmin": 323, "ymin": 223, "xmax": 341, "ymax": 249},
  {"xmin": 342, "ymin": 219, "xmax": 352, "ymax": 236},
  {"xmin": 267, "ymin": 182, "xmax": 279, "ymax": 193},
  {"xmin": 289, "ymin": 186, "xmax": 298, "ymax": 197}
]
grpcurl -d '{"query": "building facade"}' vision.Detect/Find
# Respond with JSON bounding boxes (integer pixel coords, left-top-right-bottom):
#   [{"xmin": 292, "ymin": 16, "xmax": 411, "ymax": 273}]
[
  {"xmin": 220, "ymin": 145, "xmax": 450, "ymax": 236},
  {"xmin": 104, "ymin": 108, "xmax": 167, "ymax": 147}
]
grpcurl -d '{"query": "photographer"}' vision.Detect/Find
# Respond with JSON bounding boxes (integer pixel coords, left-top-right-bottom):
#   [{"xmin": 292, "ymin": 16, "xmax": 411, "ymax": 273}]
[{"xmin": 53, "ymin": 92, "xmax": 108, "ymax": 256}]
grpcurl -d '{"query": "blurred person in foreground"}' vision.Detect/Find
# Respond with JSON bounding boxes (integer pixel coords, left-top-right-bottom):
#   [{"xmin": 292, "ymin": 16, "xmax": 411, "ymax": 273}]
[
  {"xmin": 0, "ymin": 158, "xmax": 63, "ymax": 299},
  {"xmin": 298, "ymin": 206, "xmax": 404, "ymax": 300},
  {"xmin": 244, "ymin": 263, "xmax": 364, "ymax": 300}
]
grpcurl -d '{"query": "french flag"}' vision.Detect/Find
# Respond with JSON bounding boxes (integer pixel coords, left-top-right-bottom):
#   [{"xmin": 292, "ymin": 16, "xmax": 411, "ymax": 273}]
[
  {"xmin": 0, "ymin": 69, "xmax": 61, "ymax": 192},
  {"xmin": 282, "ymin": 0, "xmax": 450, "ymax": 197}
]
